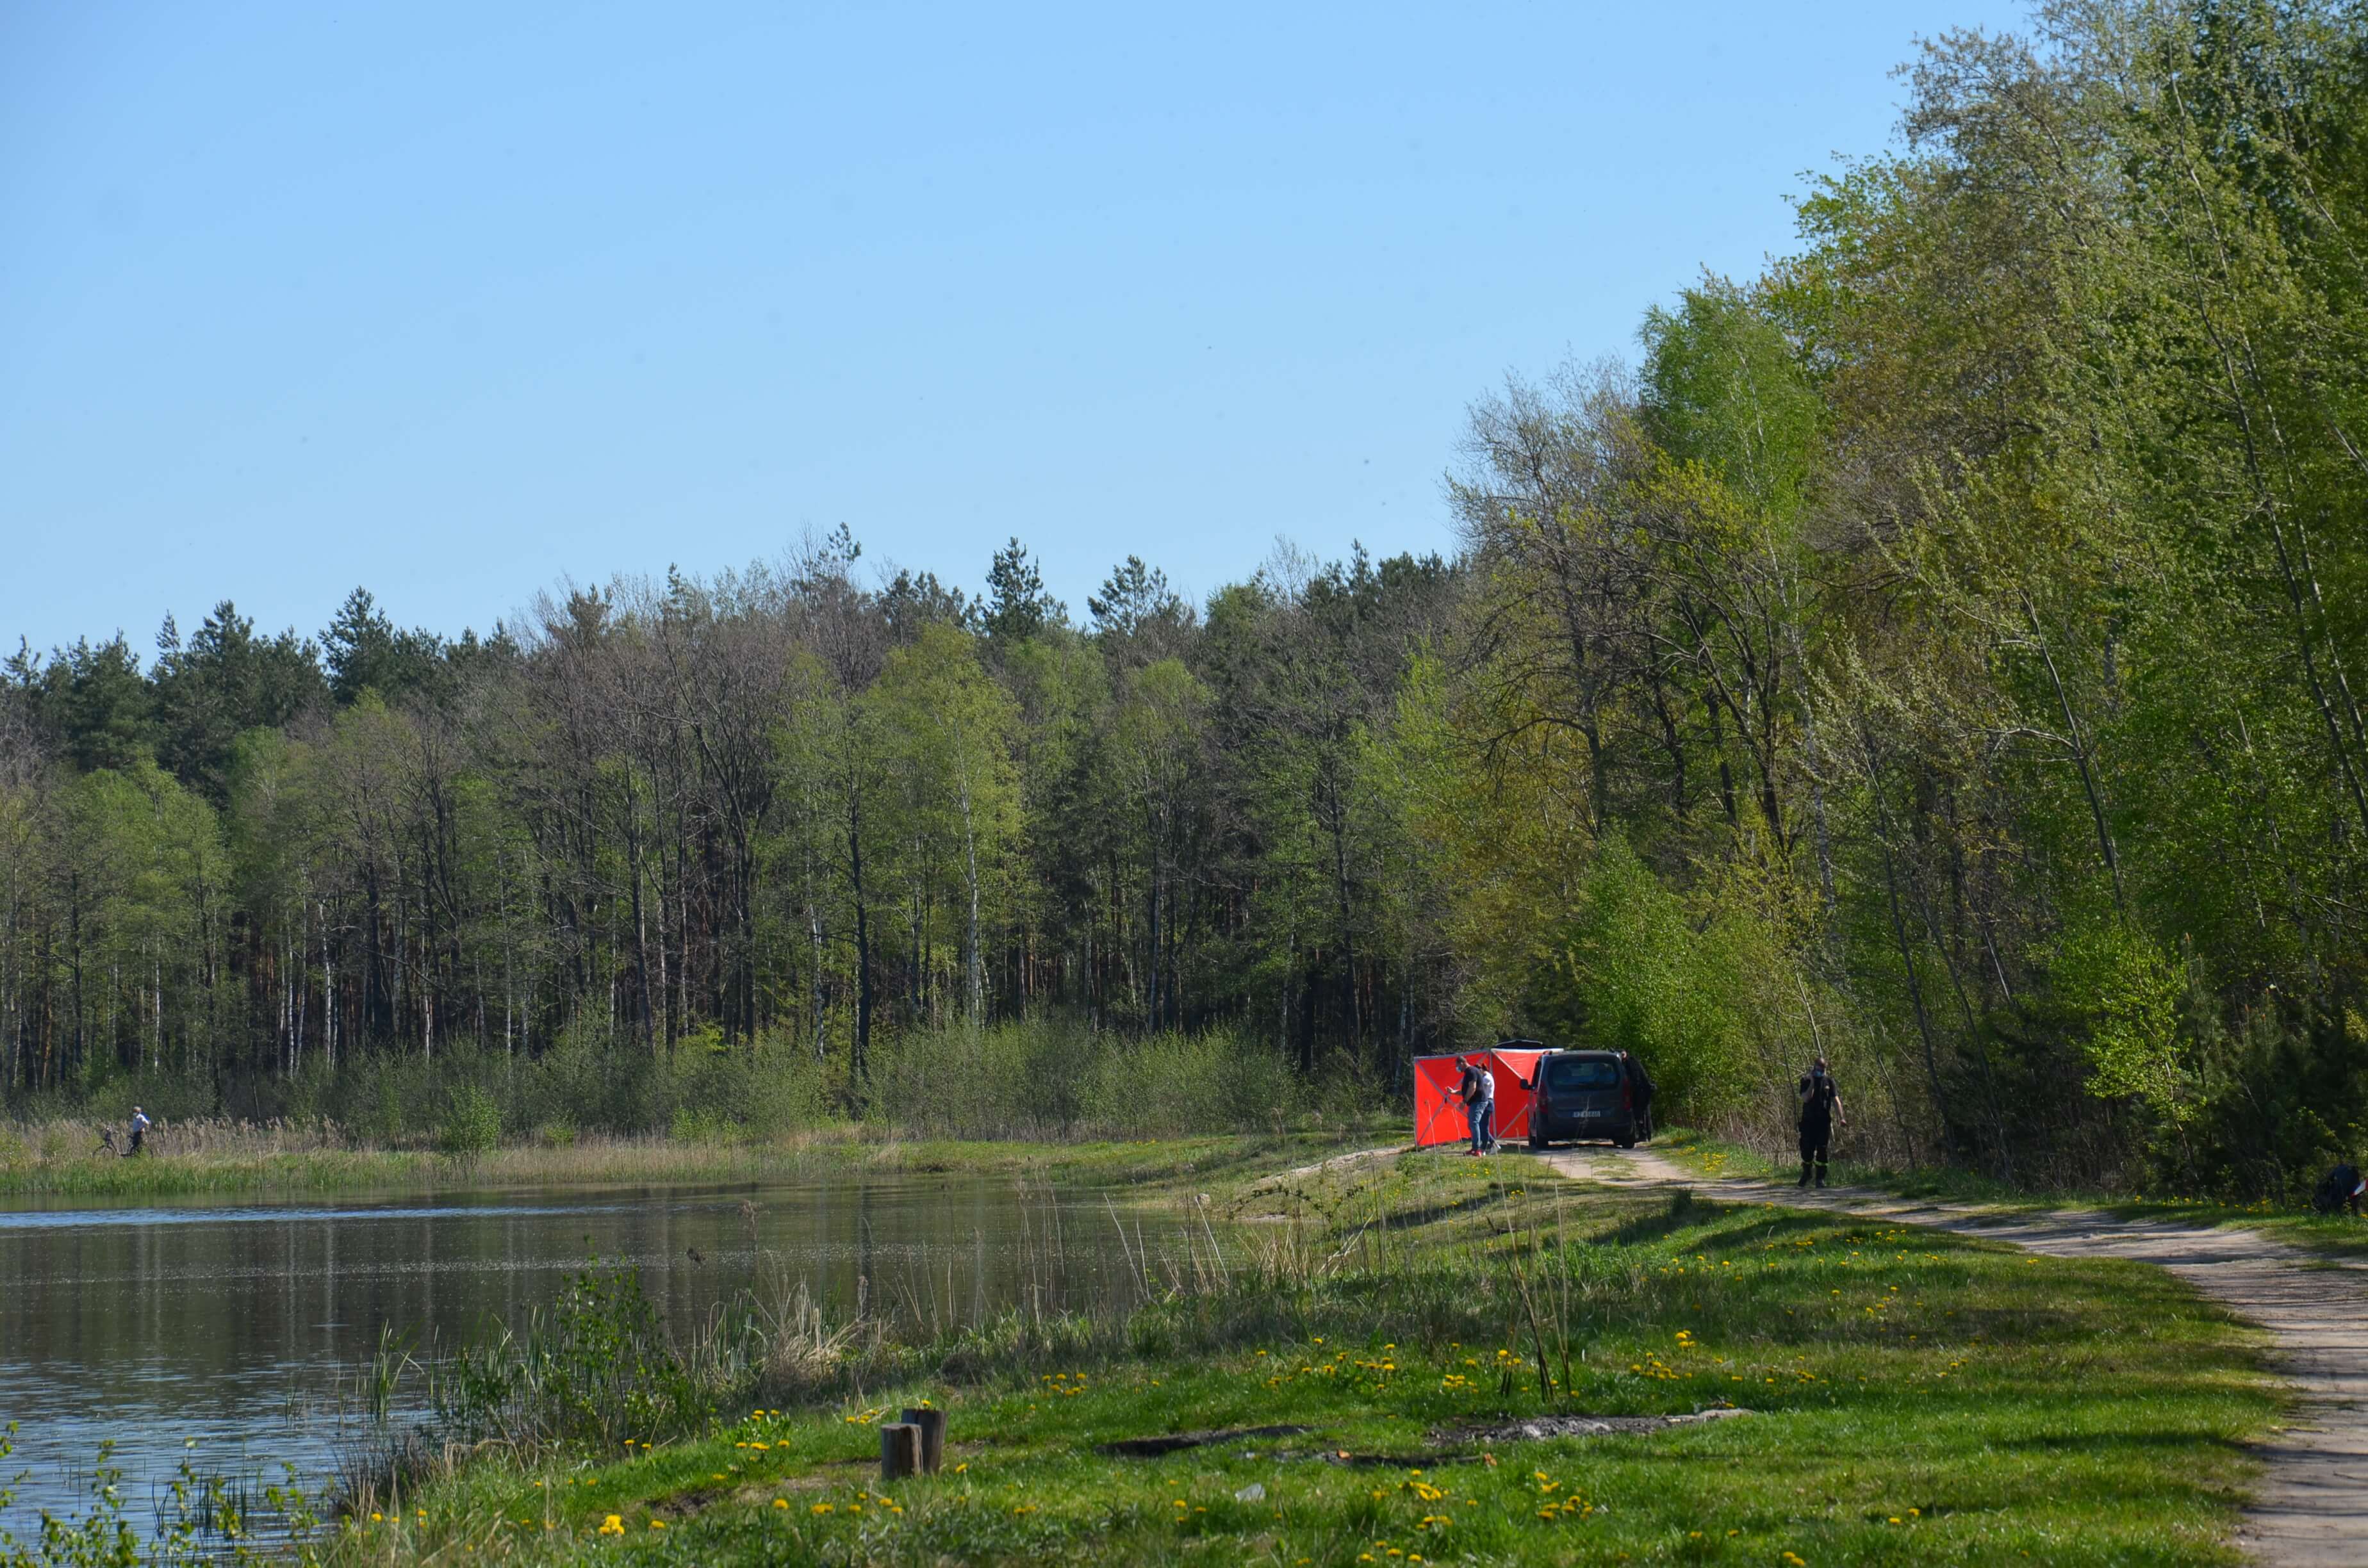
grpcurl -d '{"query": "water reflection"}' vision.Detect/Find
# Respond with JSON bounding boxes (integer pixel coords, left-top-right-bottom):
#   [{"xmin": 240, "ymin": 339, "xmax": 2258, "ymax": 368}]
[{"xmin": 0, "ymin": 1177, "xmax": 1184, "ymax": 1529}]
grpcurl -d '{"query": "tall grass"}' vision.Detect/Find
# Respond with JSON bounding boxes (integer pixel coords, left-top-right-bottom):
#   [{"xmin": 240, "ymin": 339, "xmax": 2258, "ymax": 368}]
[
  {"xmin": 336, "ymin": 1165, "xmax": 1488, "ymax": 1512},
  {"xmin": 0, "ymin": 1123, "xmax": 903, "ymax": 1196}
]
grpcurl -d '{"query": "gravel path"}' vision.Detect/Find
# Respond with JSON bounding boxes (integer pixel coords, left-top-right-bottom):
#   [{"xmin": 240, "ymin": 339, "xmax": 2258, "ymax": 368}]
[{"xmin": 1540, "ymin": 1144, "xmax": 2368, "ymax": 1567}]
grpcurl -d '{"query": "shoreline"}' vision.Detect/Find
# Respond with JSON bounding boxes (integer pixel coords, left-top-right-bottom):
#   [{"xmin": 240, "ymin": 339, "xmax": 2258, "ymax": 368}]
[
  {"xmin": 0, "ymin": 1125, "xmax": 1392, "ymax": 1200},
  {"xmin": 290, "ymin": 1147, "xmax": 2280, "ymax": 1566}
]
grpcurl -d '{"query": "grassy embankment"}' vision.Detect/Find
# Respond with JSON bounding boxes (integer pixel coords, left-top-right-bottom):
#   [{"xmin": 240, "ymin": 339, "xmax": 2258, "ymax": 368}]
[
  {"xmin": 300, "ymin": 1146, "xmax": 2276, "ymax": 1567},
  {"xmin": 0, "ymin": 1121, "xmax": 1380, "ymax": 1199},
  {"xmin": 1657, "ymin": 1129, "xmax": 2368, "ymax": 1259}
]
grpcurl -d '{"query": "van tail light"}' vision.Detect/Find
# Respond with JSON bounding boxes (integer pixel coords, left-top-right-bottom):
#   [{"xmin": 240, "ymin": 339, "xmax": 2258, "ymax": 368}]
[{"xmin": 1622, "ymin": 1082, "xmax": 1634, "ymax": 1113}]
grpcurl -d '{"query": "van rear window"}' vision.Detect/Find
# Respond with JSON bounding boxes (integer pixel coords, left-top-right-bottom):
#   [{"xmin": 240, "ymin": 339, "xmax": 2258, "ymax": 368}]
[{"xmin": 1547, "ymin": 1058, "xmax": 1620, "ymax": 1090}]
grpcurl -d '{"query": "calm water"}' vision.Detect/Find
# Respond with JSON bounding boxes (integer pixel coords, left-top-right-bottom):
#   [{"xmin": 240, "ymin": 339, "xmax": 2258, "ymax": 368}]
[{"xmin": 0, "ymin": 1175, "xmax": 1190, "ymax": 1530}]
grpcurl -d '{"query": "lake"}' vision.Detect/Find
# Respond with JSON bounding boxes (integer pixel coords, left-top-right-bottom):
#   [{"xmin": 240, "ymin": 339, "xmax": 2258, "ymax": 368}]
[{"xmin": 0, "ymin": 1174, "xmax": 1199, "ymax": 1534}]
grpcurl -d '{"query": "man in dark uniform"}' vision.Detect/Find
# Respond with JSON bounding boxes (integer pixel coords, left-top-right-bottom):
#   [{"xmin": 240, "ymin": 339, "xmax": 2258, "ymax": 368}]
[
  {"xmin": 1622, "ymin": 1052, "xmax": 1656, "ymax": 1141},
  {"xmin": 1797, "ymin": 1059, "xmax": 1845, "ymax": 1188}
]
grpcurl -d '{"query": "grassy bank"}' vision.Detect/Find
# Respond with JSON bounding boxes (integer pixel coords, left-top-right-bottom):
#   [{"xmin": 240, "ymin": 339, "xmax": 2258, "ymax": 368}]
[
  {"xmin": 1, "ymin": 1020, "xmax": 1388, "ymax": 1198},
  {"xmin": 276, "ymin": 1148, "xmax": 2273, "ymax": 1567},
  {"xmin": 1658, "ymin": 1128, "xmax": 2368, "ymax": 1261},
  {"xmin": 0, "ymin": 1122, "xmax": 1378, "ymax": 1199}
]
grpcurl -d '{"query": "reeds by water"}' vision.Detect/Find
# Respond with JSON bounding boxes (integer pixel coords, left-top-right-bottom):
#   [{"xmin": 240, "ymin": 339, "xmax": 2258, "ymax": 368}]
[{"xmin": 0, "ymin": 1122, "xmax": 906, "ymax": 1196}]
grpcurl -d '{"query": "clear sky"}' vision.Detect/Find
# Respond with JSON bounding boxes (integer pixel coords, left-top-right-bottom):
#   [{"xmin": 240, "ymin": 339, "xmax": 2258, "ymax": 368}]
[{"xmin": 2, "ymin": 0, "xmax": 2030, "ymax": 656}]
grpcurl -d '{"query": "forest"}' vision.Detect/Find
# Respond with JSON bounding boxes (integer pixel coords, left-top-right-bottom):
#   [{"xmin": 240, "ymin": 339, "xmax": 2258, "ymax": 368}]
[{"xmin": 4, "ymin": 1, "xmax": 2365, "ymax": 1195}]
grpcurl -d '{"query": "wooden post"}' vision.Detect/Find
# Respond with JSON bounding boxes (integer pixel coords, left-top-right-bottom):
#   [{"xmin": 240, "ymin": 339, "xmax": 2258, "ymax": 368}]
[
  {"xmin": 901, "ymin": 1407, "xmax": 947, "ymax": 1473},
  {"xmin": 880, "ymin": 1423, "xmax": 921, "ymax": 1482}
]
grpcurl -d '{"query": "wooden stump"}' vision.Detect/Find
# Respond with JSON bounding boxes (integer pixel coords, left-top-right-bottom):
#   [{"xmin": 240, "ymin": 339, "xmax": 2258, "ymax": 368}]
[
  {"xmin": 880, "ymin": 1423, "xmax": 921, "ymax": 1482},
  {"xmin": 900, "ymin": 1407, "xmax": 947, "ymax": 1473}
]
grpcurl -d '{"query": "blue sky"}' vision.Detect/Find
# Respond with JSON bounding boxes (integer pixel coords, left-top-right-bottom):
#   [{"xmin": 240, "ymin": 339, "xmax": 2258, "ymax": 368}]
[{"xmin": 2, "ymin": 0, "xmax": 2028, "ymax": 655}]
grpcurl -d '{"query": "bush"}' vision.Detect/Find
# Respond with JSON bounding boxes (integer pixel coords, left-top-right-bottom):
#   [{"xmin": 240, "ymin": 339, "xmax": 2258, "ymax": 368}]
[
  {"xmin": 432, "ymin": 1258, "xmax": 718, "ymax": 1448},
  {"xmin": 6, "ymin": 1017, "xmax": 1334, "ymax": 1150},
  {"xmin": 1076, "ymin": 1030, "xmax": 1297, "ymax": 1138},
  {"xmin": 670, "ymin": 1106, "xmax": 739, "ymax": 1145},
  {"xmin": 437, "ymin": 1084, "xmax": 502, "ymax": 1156},
  {"xmin": 873, "ymin": 1019, "xmax": 1309, "ymax": 1139}
]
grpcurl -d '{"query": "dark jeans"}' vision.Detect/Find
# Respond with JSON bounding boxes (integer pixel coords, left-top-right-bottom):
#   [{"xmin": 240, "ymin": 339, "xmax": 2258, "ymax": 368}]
[
  {"xmin": 1798, "ymin": 1122, "xmax": 1830, "ymax": 1186},
  {"xmin": 1468, "ymin": 1100, "xmax": 1495, "ymax": 1154}
]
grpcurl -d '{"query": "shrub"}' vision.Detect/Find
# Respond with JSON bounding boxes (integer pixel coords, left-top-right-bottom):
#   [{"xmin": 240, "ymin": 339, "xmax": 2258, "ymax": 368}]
[
  {"xmin": 670, "ymin": 1106, "xmax": 739, "ymax": 1145},
  {"xmin": 1077, "ymin": 1030, "xmax": 1297, "ymax": 1138},
  {"xmin": 873, "ymin": 1019, "xmax": 1308, "ymax": 1139},
  {"xmin": 437, "ymin": 1084, "xmax": 502, "ymax": 1156},
  {"xmin": 432, "ymin": 1259, "xmax": 717, "ymax": 1448}
]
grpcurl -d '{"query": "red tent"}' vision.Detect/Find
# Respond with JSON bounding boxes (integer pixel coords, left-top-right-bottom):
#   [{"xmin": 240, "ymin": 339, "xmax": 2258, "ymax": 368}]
[{"xmin": 1413, "ymin": 1047, "xmax": 1546, "ymax": 1148}]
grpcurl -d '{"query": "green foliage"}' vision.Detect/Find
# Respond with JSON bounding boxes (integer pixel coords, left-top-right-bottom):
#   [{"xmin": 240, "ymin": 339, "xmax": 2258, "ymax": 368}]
[
  {"xmin": 2052, "ymin": 924, "xmax": 2191, "ymax": 1120},
  {"xmin": 1639, "ymin": 278, "xmax": 1822, "ymax": 513},
  {"xmin": 436, "ymin": 1083, "xmax": 502, "ymax": 1156},
  {"xmin": 0, "ymin": 1426, "xmax": 311, "ymax": 1567},
  {"xmin": 9, "ymin": 3, "xmax": 2368, "ymax": 1200},
  {"xmin": 1538, "ymin": 840, "xmax": 1768, "ymax": 1121},
  {"xmin": 1075, "ymin": 1030, "xmax": 1301, "ymax": 1138},
  {"xmin": 318, "ymin": 1164, "xmax": 2274, "ymax": 1567},
  {"xmin": 871, "ymin": 1021, "xmax": 1319, "ymax": 1139},
  {"xmin": 431, "ymin": 1259, "xmax": 718, "ymax": 1450},
  {"xmin": 668, "ymin": 1107, "xmax": 738, "ymax": 1145}
]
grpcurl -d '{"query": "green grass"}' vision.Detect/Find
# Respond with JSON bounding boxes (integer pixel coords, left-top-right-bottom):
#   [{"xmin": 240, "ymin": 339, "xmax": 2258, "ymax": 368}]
[
  {"xmin": 0, "ymin": 1126, "xmax": 1388, "ymax": 1200},
  {"xmin": 1655, "ymin": 1127, "xmax": 2368, "ymax": 1261},
  {"xmin": 309, "ymin": 1152, "xmax": 2277, "ymax": 1567}
]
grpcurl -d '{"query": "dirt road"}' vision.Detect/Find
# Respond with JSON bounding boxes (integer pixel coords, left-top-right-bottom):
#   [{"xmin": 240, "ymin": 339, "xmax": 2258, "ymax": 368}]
[{"xmin": 1541, "ymin": 1144, "xmax": 2368, "ymax": 1567}]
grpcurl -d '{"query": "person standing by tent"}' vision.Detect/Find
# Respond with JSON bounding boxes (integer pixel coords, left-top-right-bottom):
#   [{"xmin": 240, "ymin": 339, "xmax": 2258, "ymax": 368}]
[
  {"xmin": 1797, "ymin": 1059, "xmax": 1844, "ymax": 1188},
  {"xmin": 1458, "ymin": 1055, "xmax": 1497, "ymax": 1157}
]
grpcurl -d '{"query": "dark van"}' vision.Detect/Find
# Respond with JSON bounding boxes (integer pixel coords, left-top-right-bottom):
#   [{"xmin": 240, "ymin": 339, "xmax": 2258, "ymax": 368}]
[{"xmin": 1524, "ymin": 1050, "xmax": 1653, "ymax": 1150}]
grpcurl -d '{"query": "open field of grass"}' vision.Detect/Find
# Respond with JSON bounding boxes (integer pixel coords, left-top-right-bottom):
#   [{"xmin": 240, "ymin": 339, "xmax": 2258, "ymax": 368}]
[
  {"xmin": 0, "ymin": 1122, "xmax": 1383, "ymax": 1200},
  {"xmin": 266, "ymin": 1149, "xmax": 2277, "ymax": 1567}
]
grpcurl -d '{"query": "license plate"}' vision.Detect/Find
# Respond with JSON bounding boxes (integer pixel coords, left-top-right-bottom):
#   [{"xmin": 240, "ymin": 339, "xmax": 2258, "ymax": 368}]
[{"xmin": 1577, "ymin": 1109, "xmax": 1601, "ymax": 1118}]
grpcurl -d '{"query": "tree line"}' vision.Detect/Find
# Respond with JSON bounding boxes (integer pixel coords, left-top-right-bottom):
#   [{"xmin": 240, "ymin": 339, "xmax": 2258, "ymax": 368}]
[
  {"xmin": 0, "ymin": 535, "xmax": 1459, "ymax": 1116},
  {"xmin": 6, "ymin": 1, "xmax": 2367, "ymax": 1193}
]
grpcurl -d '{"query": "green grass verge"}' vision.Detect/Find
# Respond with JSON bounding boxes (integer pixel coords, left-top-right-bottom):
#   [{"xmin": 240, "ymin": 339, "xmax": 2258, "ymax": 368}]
[
  {"xmin": 313, "ymin": 1152, "xmax": 2276, "ymax": 1566},
  {"xmin": 0, "ymin": 1128, "xmax": 1394, "ymax": 1200},
  {"xmin": 1652, "ymin": 1128, "xmax": 2368, "ymax": 1261}
]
